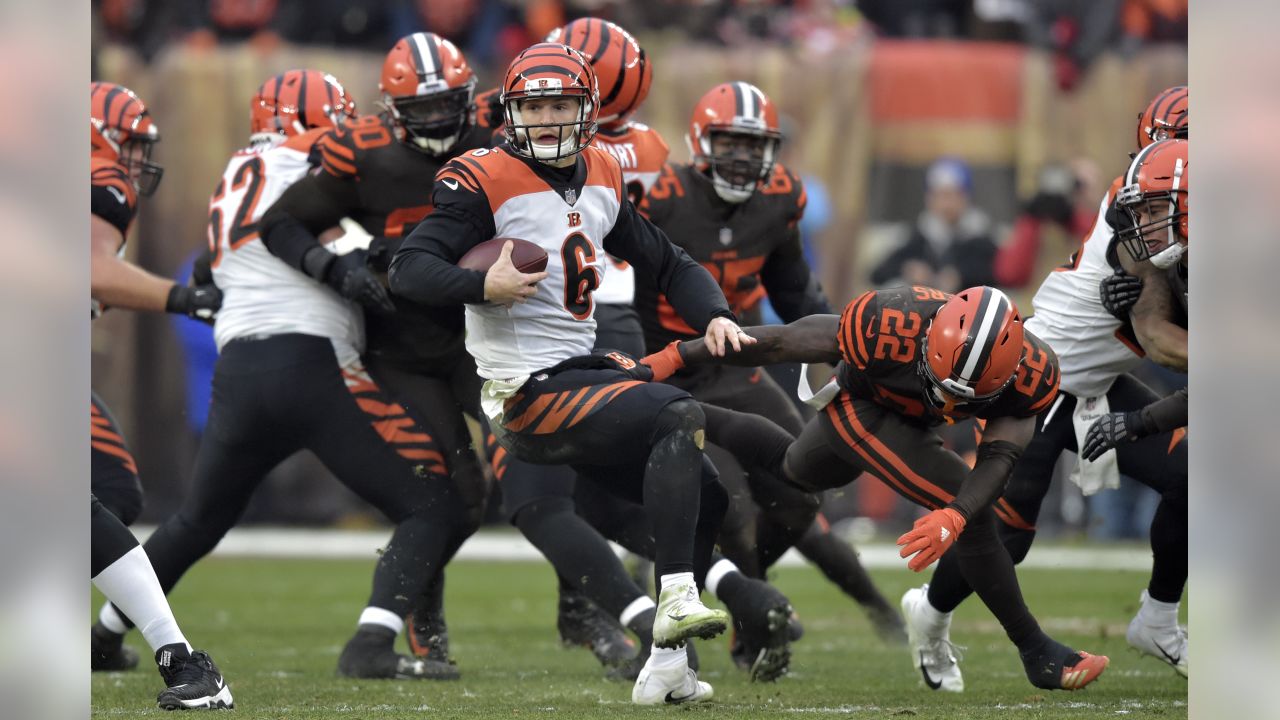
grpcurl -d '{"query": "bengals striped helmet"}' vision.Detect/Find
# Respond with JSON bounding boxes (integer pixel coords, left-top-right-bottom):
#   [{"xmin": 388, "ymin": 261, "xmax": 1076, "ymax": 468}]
[
  {"xmin": 91, "ymin": 81, "xmax": 163, "ymax": 196},
  {"xmin": 501, "ymin": 43, "xmax": 599, "ymax": 164},
  {"xmin": 250, "ymin": 70, "xmax": 357, "ymax": 144},
  {"xmin": 381, "ymin": 32, "xmax": 477, "ymax": 155},
  {"xmin": 1136, "ymin": 86, "xmax": 1188, "ymax": 150},
  {"xmin": 556, "ymin": 18, "xmax": 652, "ymax": 129},
  {"xmin": 1116, "ymin": 139, "xmax": 1189, "ymax": 269},
  {"xmin": 919, "ymin": 287, "xmax": 1025, "ymax": 414},
  {"xmin": 687, "ymin": 82, "xmax": 782, "ymax": 203}
]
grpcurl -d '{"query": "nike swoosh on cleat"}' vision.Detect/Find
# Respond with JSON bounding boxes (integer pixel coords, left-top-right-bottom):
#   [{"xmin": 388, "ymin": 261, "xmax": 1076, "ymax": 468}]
[
  {"xmin": 919, "ymin": 652, "xmax": 943, "ymax": 690},
  {"xmin": 1153, "ymin": 641, "xmax": 1181, "ymax": 666},
  {"xmin": 664, "ymin": 690, "xmax": 696, "ymax": 703},
  {"xmin": 666, "ymin": 613, "xmax": 688, "ymax": 621}
]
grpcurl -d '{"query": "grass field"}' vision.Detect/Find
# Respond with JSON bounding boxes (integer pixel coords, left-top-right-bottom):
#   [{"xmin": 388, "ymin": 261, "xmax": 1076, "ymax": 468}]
[{"xmin": 91, "ymin": 554, "xmax": 1187, "ymax": 718}]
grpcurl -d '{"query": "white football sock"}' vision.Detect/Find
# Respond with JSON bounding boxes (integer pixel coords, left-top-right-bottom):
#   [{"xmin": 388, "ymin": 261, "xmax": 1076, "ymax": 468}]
[
  {"xmin": 98, "ymin": 601, "xmax": 129, "ymax": 635},
  {"xmin": 1139, "ymin": 594, "xmax": 1181, "ymax": 627},
  {"xmin": 91, "ymin": 545, "xmax": 191, "ymax": 653},
  {"xmin": 659, "ymin": 572, "xmax": 695, "ymax": 593},
  {"xmin": 620, "ymin": 595, "xmax": 656, "ymax": 627},
  {"xmin": 646, "ymin": 643, "xmax": 688, "ymax": 672},
  {"xmin": 359, "ymin": 606, "xmax": 404, "ymax": 634},
  {"xmin": 705, "ymin": 558, "xmax": 738, "ymax": 598}
]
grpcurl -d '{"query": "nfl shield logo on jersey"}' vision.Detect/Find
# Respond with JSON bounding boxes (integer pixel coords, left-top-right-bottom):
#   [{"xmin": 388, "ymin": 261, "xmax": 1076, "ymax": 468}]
[
  {"xmin": 719, "ymin": 227, "xmax": 733, "ymax": 246},
  {"xmin": 564, "ymin": 188, "xmax": 577, "ymax": 204}
]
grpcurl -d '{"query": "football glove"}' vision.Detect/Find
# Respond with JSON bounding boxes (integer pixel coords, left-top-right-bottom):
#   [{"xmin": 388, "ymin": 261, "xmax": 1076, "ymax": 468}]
[
  {"xmin": 1099, "ymin": 272, "xmax": 1142, "ymax": 320},
  {"xmin": 320, "ymin": 249, "xmax": 396, "ymax": 313},
  {"xmin": 640, "ymin": 341, "xmax": 685, "ymax": 382},
  {"xmin": 1081, "ymin": 410, "xmax": 1151, "ymax": 461},
  {"xmin": 166, "ymin": 283, "xmax": 222, "ymax": 324},
  {"xmin": 896, "ymin": 507, "xmax": 966, "ymax": 572}
]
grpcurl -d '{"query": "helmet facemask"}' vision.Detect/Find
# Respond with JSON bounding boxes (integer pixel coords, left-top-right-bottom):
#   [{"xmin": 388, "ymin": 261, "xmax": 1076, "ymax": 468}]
[
  {"xmin": 505, "ymin": 92, "xmax": 596, "ymax": 164},
  {"xmin": 698, "ymin": 128, "xmax": 780, "ymax": 204},
  {"xmin": 387, "ymin": 81, "xmax": 476, "ymax": 156},
  {"xmin": 1117, "ymin": 189, "xmax": 1187, "ymax": 269}
]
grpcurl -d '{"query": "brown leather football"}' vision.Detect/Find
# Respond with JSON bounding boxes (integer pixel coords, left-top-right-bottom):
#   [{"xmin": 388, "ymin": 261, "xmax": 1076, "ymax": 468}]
[{"xmin": 457, "ymin": 237, "xmax": 548, "ymax": 274}]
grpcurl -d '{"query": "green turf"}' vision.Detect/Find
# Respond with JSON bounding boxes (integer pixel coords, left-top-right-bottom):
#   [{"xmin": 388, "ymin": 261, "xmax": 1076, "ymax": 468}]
[{"xmin": 92, "ymin": 557, "xmax": 1187, "ymax": 718}]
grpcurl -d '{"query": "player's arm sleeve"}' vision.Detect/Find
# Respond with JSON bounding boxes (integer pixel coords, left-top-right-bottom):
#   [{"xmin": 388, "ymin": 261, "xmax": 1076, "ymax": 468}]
[
  {"xmin": 674, "ymin": 314, "xmax": 842, "ymax": 367},
  {"xmin": 388, "ymin": 169, "xmax": 496, "ymax": 305},
  {"xmin": 760, "ymin": 228, "xmax": 832, "ymax": 321},
  {"xmin": 91, "ymin": 185, "xmax": 135, "ymax": 235},
  {"xmin": 259, "ymin": 169, "xmax": 360, "ymax": 271},
  {"xmin": 948, "ymin": 416, "xmax": 1035, "ymax": 520},
  {"xmin": 603, "ymin": 197, "xmax": 732, "ymax": 331},
  {"xmin": 1140, "ymin": 386, "xmax": 1188, "ymax": 434}
]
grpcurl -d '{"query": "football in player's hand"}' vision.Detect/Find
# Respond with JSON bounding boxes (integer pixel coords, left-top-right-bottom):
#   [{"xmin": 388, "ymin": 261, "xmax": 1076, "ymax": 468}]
[{"xmin": 458, "ymin": 238, "xmax": 548, "ymax": 274}]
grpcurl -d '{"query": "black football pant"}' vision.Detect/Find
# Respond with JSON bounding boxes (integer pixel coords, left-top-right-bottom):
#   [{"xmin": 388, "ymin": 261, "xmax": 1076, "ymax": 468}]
[
  {"xmin": 491, "ymin": 363, "xmax": 726, "ymax": 590},
  {"xmin": 91, "ymin": 393, "xmax": 144, "ymax": 526},
  {"xmin": 91, "ymin": 493, "xmax": 140, "ymax": 577},
  {"xmin": 116, "ymin": 334, "xmax": 469, "ymax": 627},
  {"xmin": 785, "ymin": 393, "xmax": 1045, "ymax": 650},
  {"xmin": 927, "ymin": 372, "xmax": 1189, "ymax": 613}
]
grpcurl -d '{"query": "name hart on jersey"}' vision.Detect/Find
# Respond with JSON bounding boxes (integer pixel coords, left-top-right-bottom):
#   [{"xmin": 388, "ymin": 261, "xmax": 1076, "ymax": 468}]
[{"xmin": 600, "ymin": 141, "xmax": 639, "ymax": 169}]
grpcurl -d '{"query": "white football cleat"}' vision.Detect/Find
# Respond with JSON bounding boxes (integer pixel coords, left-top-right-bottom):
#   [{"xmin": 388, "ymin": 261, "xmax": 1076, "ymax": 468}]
[
  {"xmin": 902, "ymin": 585, "xmax": 964, "ymax": 692},
  {"xmin": 651, "ymin": 582, "xmax": 728, "ymax": 649},
  {"xmin": 1127, "ymin": 590, "xmax": 1188, "ymax": 678},
  {"xmin": 632, "ymin": 665, "xmax": 713, "ymax": 705}
]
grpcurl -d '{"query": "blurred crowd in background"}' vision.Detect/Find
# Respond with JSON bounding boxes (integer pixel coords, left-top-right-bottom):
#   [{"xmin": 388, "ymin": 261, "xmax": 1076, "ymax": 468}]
[{"xmin": 91, "ymin": 0, "xmax": 1186, "ymax": 544}]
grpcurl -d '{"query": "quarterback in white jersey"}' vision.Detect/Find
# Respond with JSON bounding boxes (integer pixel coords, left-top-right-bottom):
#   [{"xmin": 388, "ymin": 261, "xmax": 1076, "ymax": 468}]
[
  {"xmin": 391, "ymin": 42, "xmax": 751, "ymax": 705},
  {"xmin": 209, "ymin": 129, "xmax": 363, "ymax": 366}
]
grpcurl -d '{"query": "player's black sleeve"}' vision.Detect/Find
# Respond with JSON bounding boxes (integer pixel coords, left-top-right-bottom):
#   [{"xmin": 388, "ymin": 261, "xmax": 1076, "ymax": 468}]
[
  {"xmin": 604, "ymin": 197, "xmax": 733, "ymax": 331},
  {"xmin": 1140, "ymin": 386, "xmax": 1188, "ymax": 434},
  {"xmin": 760, "ymin": 230, "xmax": 832, "ymax": 321},
  {"xmin": 259, "ymin": 171, "xmax": 362, "ymax": 272},
  {"xmin": 91, "ymin": 185, "xmax": 134, "ymax": 235},
  {"xmin": 388, "ymin": 169, "xmax": 496, "ymax": 306}
]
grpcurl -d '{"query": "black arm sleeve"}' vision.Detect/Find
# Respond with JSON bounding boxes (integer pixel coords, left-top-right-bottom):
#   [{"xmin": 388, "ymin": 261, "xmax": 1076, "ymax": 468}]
[
  {"xmin": 387, "ymin": 176, "xmax": 496, "ymax": 306},
  {"xmin": 259, "ymin": 171, "xmax": 360, "ymax": 271},
  {"xmin": 948, "ymin": 440, "xmax": 1022, "ymax": 520},
  {"xmin": 760, "ymin": 229, "xmax": 832, "ymax": 321},
  {"xmin": 604, "ymin": 198, "xmax": 733, "ymax": 332},
  {"xmin": 91, "ymin": 185, "xmax": 134, "ymax": 235},
  {"xmin": 1140, "ymin": 386, "xmax": 1188, "ymax": 435}
]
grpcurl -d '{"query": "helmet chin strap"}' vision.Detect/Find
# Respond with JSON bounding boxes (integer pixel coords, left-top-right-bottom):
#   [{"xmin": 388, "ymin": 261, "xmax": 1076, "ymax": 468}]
[{"xmin": 1149, "ymin": 241, "xmax": 1185, "ymax": 269}]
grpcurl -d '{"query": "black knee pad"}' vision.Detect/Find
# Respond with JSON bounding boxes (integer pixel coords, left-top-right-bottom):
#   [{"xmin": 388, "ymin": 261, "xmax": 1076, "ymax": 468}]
[{"xmin": 652, "ymin": 398, "xmax": 705, "ymax": 442}]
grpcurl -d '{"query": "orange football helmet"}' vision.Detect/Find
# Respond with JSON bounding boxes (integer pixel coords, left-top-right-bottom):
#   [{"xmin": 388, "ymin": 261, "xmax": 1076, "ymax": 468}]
[
  {"xmin": 380, "ymin": 32, "xmax": 477, "ymax": 155},
  {"xmin": 501, "ymin": 43, "xmax": 599, "ymax": 163},
  {"xmin": 557, "ymin": 18, "xmax": 652, "ymax": 129},
  {"xmin": 250, "ymin": 70, "xmax": 357, "ymax": 144},
  {"xmin": 91, "ymin": 81, "xmax": 162, "ymax": 196},
  {"xmin": 1116, "ymin": 139, "xmax": 1188, "ymax": 269},
  {"xmin": 1136, "ymin": 85, "xmax": 1188, "ymax": 150},
  {"xmin": 919, "ymin": 287, "xmax": 1025, "ymax": 414},
  {"xmin": 687, "ymin": 82, "xmax": 782, "ymax": 203}
]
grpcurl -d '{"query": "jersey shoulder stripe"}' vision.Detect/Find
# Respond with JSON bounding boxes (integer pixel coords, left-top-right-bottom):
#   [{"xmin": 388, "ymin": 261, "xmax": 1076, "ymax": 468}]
[
  {"xmin": 439, "ymin": 146, "xmax": 624, "ymax": 215},
  {"xmin": 837, "ymin": 290, "xmax": 877, "ymax": 370}
]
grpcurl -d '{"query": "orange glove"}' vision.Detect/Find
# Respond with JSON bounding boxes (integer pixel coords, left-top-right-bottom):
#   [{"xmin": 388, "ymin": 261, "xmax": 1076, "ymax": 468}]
[
  {"xmin": 640, "ymin": 341, "xmax": 685, "ymax": 382},
  {"xmin": 896, "ymin": 508, "xmax": 966, "ymax": 572}
]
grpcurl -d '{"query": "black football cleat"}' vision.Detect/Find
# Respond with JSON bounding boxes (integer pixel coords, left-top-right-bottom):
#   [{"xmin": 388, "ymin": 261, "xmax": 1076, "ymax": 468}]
[
  {"xmin": 406, "ymin": 609, "xmax": 454, "ymax": 665},
  {"xmin": 731, "ymin": 580, "xmax": 795, "ymax": 683},
  {"xmin": 91, "ymin": 622, "xmax": 138, "ymax": 672},
  {"xmin": 154, "ymin": 645, "xmax": 234, "ymax": 710},
  {"xmin": 557, "ymin": 590, "xmax": 637, "ymax": 668},
  {"xmin": 338, "ymin": 626, "xmax": 460, "ymax": 680}
]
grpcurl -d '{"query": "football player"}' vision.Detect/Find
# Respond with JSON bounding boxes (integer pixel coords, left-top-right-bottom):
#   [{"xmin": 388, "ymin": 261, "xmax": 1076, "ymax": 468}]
[
  {"xmin": 905, "ymin": 90, "xmax": 1189, "ymax": 687},
  {"xmin": 389, "ymin": 43, "xmax": 749, "ymax": 704},
  {"xmin": 637, "ymin": 81, "xmax": 903, "ymax": 648},
  {"xmin": 258, "ymin": 34, "xmax": 498, "ymax": 669},
  {"xmin": 91, "ymin": 70, "xmax": 468, "ymax": 681},
  {"xmin": 643, "ymin": 285, "xmax": 1112, "ymax": 692},
  {"xmin": 89, "ymin": 81, "xmax": 232, "ymax": 710},
  {"xmin": 1085, "ymin": 139, "xmax": 1189, "ymax": 455}
]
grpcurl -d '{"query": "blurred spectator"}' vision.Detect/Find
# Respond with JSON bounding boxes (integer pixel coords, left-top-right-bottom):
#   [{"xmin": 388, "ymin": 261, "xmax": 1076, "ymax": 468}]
[
  {"xmin": 856, "ymin": 0, "xmax": 970, "ymax": 38},
  {"xmin": 1022, "ymin": 0, "xmax": 1125, "ymax": 91},
  {"xmin": 994, "ymin": 157, "xmax": 1101, "ymax": 288},
  {"xmin": 870, "ymin": 157, "xmax": 997, "ymax": 293},
  {"xmin": 1120, "ymin": 0, "xmax": 1188, "ymax": 49}
]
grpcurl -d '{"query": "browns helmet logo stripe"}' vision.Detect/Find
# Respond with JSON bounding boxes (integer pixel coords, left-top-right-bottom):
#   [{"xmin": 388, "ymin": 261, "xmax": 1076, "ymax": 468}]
[
  {"xmin": 408, "ymin": 32, "xmax": 442, "ymax": 83},
  {"xmin": 952, "ymin": 287, "xmax": 1012, "ymax": 389}
]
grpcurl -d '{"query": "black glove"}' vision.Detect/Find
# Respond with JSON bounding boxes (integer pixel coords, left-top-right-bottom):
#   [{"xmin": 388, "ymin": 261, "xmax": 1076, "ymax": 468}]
[
  {"xmin": 1081, "ymin": 410, "xmax": 1153, "ymax": 461},
  {"xmin": 302, "ymin": 247, "xmax": 396, "ymax": 313},
  {"xmin": 1099, "ymin": 271, "xmax": 1142, "ymax": 319},
  {"xmin": 166, "ymin": 283, "xmax": 222, "ymax": 324}
]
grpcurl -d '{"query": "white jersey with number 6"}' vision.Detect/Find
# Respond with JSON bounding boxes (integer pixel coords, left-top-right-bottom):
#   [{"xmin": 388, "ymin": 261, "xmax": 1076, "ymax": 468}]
[{"xmin": 208, "ymin": 130, "xmax": 363, "ymax": 366}]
